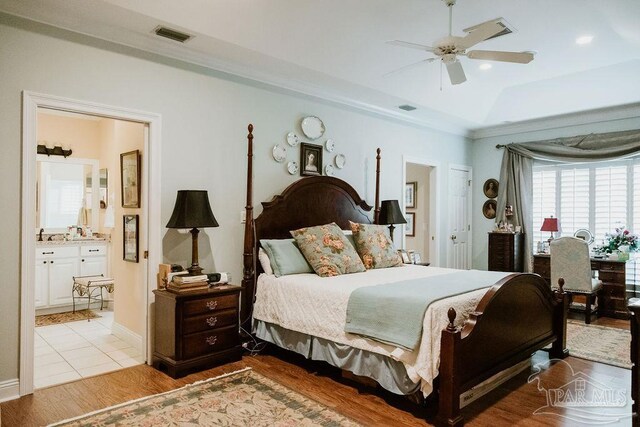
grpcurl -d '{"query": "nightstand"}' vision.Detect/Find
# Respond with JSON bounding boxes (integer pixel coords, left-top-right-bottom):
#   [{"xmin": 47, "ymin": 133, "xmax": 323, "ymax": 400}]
[{"xmin": 153, "ymin": 285, "xmax": 242, "ymax": 378}]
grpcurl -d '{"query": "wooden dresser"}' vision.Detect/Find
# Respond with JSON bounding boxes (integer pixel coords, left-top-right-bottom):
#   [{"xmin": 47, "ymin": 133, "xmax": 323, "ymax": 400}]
[
  {"xmin": 488, "ymin": 232, "xmax": 524, "ymax": 272},
  {"xmin": 533, "ymin": 254, "xmax": 628, "ymax": 319},
  {"xmin": 153, "ymin": 285, "xmax": 242, "ymax": 378}
]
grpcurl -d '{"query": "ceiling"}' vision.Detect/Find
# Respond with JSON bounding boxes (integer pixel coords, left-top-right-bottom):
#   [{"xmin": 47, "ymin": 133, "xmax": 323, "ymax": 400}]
[{"xmin": 2, "ymin": 0, "xmax": 640, "ymax": 134}]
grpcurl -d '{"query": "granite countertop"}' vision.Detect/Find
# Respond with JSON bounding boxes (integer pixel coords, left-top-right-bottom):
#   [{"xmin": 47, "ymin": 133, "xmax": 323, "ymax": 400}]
[{"xmin": 36, "ymin": 238, "xmax": 109, "ymax": 246}]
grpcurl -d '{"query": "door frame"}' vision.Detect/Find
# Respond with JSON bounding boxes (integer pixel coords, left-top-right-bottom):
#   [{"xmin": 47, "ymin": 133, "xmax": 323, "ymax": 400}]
[
  {"xmin": 447, "ymin": 163, "xmax": 473, "ymax": 269},
  {"xmin": 402, "ymin": 156, "xmax": 440, "ymax": 267},
  {"xmin": 20, "ymin": 91, "xmax": 162, "ymax": 396}
]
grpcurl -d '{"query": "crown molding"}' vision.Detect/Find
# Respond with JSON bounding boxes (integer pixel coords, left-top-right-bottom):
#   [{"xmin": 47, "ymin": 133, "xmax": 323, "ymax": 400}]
[{"xmin": 471, "ymin": 103, "xmax": 640, "ymax": 140}]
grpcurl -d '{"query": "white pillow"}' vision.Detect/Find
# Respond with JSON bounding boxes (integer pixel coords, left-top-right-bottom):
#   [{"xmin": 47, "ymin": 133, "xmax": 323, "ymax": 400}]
[{"xmin": 258, "ymin": 247, "xmax": 274, "ymax": 275}]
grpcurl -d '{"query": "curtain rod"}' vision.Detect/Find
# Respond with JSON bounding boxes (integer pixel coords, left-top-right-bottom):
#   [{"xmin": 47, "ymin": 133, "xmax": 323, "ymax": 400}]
[{"xmin": 496, "ymin": 144, "xmax": 506, "ymax": 149}]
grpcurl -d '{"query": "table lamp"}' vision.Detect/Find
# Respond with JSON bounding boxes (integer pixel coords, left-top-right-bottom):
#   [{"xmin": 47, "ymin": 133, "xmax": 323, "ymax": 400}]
[
  {"xmin": 166, "ymin": 190, "xmax": 219, "ymax": 276},
  {"xmin": 540, "ymin": 216, "xmax": 559, "ymax": 242},
  {"xmin": 378, "ymin": 200, "xmax": 407, "ymax": 243}
]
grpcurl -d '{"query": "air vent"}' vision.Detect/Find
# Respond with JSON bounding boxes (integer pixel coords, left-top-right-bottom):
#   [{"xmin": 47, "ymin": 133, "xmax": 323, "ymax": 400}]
[
  {"xmin": 154, "ymin": 26, "xmax": 193, "ymax": 43},
  {"xmin": 399, "ymin": 105, "xmax": 417, "ymax": 111},
  {"xmin": 463, "ymin": 18, "xmax": 515, "ymax": 41}
]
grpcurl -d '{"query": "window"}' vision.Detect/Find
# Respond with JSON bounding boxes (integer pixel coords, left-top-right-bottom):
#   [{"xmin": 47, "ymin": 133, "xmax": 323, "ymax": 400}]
[{"xmin": 532, "ymin": 159, "xmax": 637, "ymax": 245}]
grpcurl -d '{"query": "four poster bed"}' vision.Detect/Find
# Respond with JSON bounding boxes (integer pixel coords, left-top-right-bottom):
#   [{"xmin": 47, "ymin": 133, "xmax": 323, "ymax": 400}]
[{"xmin": 240, "ymin": 124, "xmax": 568, "ymax": 425}]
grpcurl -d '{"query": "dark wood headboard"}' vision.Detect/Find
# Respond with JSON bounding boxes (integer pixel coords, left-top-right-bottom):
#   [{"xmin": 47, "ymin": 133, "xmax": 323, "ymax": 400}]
[{"xmin": 241, "ymin": 124, "xmax": 382, "ymax": 329}]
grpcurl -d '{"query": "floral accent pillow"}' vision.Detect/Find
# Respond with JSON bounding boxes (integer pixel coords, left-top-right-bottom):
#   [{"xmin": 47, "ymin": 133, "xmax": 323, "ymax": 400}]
[
  {"xmin": 290, "ymin": 223, "xmax": 365, "ymax": 277},
  {"xmin": 349, "ymin": 221, "xmax": 402, "ymax": 269}
]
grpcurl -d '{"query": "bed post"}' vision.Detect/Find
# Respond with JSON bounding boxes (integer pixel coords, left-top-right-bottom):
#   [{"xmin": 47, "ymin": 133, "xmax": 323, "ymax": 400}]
[
  {"xmin": 374, "ymin": 148, "xmax": 381, "ymax": 224},
  {"xmin": 629, "ymin": 300, "xmax": 640, "ymax": 426},
  {"xmin": 549, "ymin": 278, "xmax": 569, "ymax": 359},
  {"xmin": 241, "ymin": 124, "xmax": 255, "ymax": 332},
  {"xmin": 437, "ymin": 308, "xmax": 463, "ymax": 427}
]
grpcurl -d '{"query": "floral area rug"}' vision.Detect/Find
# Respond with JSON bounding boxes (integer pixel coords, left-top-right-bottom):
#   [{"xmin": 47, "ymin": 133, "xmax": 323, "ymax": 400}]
[
  {"xmin": 49, "ymin": 368, "xmax": 361, "ymax": 426},
  {"xmin": 567, "ymin": 320, "xmax": 631, "ymax": 369},
  {"xmin": 35, "ymin": 310, "xmax": 100, "ymax": 326}
]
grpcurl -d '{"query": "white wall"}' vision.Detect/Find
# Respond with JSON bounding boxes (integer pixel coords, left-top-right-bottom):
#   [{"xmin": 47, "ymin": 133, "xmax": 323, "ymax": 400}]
[
  {"xmin": 471, "ymin": 117, "xmax": 640, "ymax": 270},
  {"xmin": 0, "ymin": 14, "xmax": 471, "ymax": 384}
]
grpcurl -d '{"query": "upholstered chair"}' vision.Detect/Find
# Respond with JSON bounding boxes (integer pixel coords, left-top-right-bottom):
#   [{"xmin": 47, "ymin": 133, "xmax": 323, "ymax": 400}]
[{"xmin": 550, "ymin": 236, "xmax": 603, "ymax": 324}]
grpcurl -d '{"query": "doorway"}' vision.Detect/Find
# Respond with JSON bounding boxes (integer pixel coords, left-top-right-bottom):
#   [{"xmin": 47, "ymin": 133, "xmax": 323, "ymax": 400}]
[
  {"xmin": 402, "ymin": 156, "xmax": 440, "ymax": 266},
  {"xmin": 447, "ymin": 164, "xmax": 473, "ymax": 269},
  {"xmin": 20, "ymin": 92, "xmax": 162, "ymax": 396}
]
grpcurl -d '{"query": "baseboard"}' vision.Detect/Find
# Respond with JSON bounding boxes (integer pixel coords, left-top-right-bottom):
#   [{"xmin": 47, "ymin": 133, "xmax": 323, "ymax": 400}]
[
  {"xmin": 111, "ymin": 321, "xmax": 143, "ymax": 355},
  {"xmin": 0, "ymin": 378, "xmax": 19, "ymax": 403}
]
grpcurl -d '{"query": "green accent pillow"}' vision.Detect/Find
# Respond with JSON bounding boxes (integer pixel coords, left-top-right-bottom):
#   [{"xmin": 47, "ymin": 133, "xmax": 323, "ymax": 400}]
[
  {"xmin": 290, "ymin": 223, "xmax": 365, "ymax": 277},
  {"xmin": 349, "ymin": 221, "xmax": 402, "ymax": 269},
  {"xmin": 260, "ymin": 239, "xmax": 313, "ymax": 277}
]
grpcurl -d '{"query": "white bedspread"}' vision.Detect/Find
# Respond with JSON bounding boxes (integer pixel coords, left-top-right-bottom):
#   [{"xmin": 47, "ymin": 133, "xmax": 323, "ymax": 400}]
[{"xmin": 252, "ymin": 265, "xmax": 510, "ymax": 396}]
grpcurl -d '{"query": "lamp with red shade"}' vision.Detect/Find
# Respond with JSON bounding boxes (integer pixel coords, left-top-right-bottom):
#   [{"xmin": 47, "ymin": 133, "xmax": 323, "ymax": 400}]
[{"xmin": 540, "ymin": 216, "xmax": 559, "ymax": 242}]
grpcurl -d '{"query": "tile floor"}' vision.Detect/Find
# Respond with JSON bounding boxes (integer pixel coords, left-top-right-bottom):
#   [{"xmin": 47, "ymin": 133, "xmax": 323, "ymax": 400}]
[{"xmin": 34, "ymin": 310, "xmax": 144, "ymax": 389}]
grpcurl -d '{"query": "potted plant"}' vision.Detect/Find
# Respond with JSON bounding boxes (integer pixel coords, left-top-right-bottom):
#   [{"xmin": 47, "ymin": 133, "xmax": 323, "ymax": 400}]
[{"xmin": 594, "ymin": 227, "xmax": 639, "ymax": 260}]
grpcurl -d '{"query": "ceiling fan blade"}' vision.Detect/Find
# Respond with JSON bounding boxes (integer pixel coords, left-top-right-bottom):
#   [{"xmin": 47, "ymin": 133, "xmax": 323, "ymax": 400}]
[
  {"xmin": 466, "ymin": 50, "xmax": 535, "ymax": 64},
  {"xmin": 457, "ymin": 21, "xmax": 503, "ymax": 49},
  {"xmin": 386, "ymin": 40, "xmax": 435, "ymax": 52},
  {"xmin": 383, "ymin": 58, "xmax": 436, "ymax": 77},
  {"xmin": 446, "ymin": 60, "xmax": 467, "ymax": 85}
]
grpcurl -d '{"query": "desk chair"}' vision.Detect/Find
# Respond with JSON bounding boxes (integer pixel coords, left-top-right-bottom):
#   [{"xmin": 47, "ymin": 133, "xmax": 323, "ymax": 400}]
[{"xmin": 551, "ymin": 237, "xmax": 603, "ymax": 324}]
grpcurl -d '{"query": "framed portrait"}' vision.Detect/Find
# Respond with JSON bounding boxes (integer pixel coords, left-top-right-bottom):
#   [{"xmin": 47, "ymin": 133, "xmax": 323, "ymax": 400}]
[
  {"xmin": 405, "ymin": 212, "xmax": 415, "ymax": 236},
  {"xmin": 483, "ymin": 199, "xmax": 497, "ymax": 219},
  {"xmin": 123, "ymin": 214, "xmax": 139, "ymax": 263},
  {"xmin": 120, "ymin": 150, "xmax": 141, "ymax": 208},
  {"xmin": 483, "ymin": 178, "xmax": 498, "ymax": 199},
  {"xmin": 398, "ymin": 249, "xmax": 411, "ymax": 264},
  {"xmin": 300, "ymin": 142, "xmax": 323, "ymax": 176},
  {"xmin": 405, "ymin": 182, "xmax": 417, "ymax": 208}
]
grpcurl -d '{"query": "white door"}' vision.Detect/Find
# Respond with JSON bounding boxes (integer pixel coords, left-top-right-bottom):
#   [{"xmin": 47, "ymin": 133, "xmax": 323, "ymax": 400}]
[
  {"xmin": 447, "ymin": 166, "xmax": 472, "ymax": 269},
  {"xmin": 34, "ymin": 260, "xmax": 48, "ymax": 308},
  {"xmin": 48, "ymin": 257, "xmax": 79, "ymax": 306}
]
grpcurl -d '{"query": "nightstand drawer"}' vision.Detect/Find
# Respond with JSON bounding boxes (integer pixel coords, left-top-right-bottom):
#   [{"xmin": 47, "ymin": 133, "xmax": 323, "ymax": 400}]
[
  {"xmin": 183, "ymin": 309, "xmax": 237, "ymax": 335},
  {"xmin": 182, "ymin": 325, "xmax": 239, "ymax": 359},
  {"xmin": 603, "ymin": 284, "xmax": 626, "ymax": 299},
  {"xmin": 183, "ymin": 293, "xmax": 237, "ymax": 317},
  {"xmin": 599, "ymin": 262, "xmax": 625, "ymax": 272}
]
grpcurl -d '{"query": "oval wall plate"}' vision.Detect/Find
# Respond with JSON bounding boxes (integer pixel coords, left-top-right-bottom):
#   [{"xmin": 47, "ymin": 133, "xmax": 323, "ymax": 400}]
[
  {"xmin": 301, "ymin": 116, "xmax": 325, "ymax": 140},
  {"xmin": 325, "ymin": 164, "xmax": 335, "ymax": 176},
  {"xmin": 286, "ymin": 132, "xmax": 299, "ymax": 147},
  {"xmin": 325, "ymin": 139, "xmax": 335, "ymax": 152},
  {"xmin": 272, "ymin": 144, "xmax": 287, "ymax": 163},
  {"xmin": 287, "ymin": 161, "xmax": 299, "ymax": 175},
  {"xmin": 334, "ymin": 154, "xmax": 346, "ymax": 169}
]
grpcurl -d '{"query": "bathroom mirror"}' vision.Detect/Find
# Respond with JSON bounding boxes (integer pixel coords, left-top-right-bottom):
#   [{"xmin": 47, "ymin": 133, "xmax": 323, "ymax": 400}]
[
  {"xmin": 99, "ymin": 168, "xmax": 108, "ymax": 209},
  {"xmin": 36, "ymin": 155, "xmax": 99, "ymax": 232}
]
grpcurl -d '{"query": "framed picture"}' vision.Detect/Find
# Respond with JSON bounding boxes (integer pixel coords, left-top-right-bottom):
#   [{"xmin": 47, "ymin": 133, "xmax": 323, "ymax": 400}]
[
  {"xmin": 123, "ymin": 214, "xmax": 139, "ymax": 263},
  {"xmin": 405, "ymin": 212, "xmax": 415, "ymax": 236},
  {"xmin": 405, "ymin": 182, "xmax": 417, "ymax": 208},
  {"xmin": 412, "ymin": 252, "xmax": 422, "ymax": 264},
  {"xmin": 120, "ymin": 150, "xmax": 141, "ymax": 208},
  {"xmin": 398, "ymin": 249, "xmax": 411, "ymax": 264},
  {"xmin": 483, "ymin": 178, "xmax": 498, "ymax": 199},
  {"xmin": 483, "ymin": 199, "xmax": 497, "ymax": 219},
  {"xmin": 300, "ymin": 142, "xmax": 323, "ymax": 176}
]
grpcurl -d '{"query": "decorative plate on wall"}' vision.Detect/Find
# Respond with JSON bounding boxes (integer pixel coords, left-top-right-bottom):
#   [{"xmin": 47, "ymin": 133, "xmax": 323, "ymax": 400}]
[
  {"xmin": 334, "ymin": 154, "xmax": 346, "ymax": 169},
  {"xmin": 287, "ymin": 161, "xmax": 299, "ymax": 175},
  {"xmin": 286, "ymin": 132, "xmax": 300, "ymax": 147},
  {"xmin": 325, "ymin": 139, "xmax": 335, "ymax": 152},
  {"xmin": 325, "ymin": 164, "xmax": 335, "ymax": 176},
  {"xmin": 272, "ymin": 144, "xmax": 287, "ymax": 163},
  {"xmin": 301, "ymin": 116, "xmax": 325, "ymax": 140},
  {"xmin": 483, "ymin": 178, "xmax": 499, "ymax": 199}
]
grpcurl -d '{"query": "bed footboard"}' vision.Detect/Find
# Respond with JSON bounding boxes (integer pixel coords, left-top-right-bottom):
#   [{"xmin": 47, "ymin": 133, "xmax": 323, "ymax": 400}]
[{"xmin": 437, "ymin": 273, "xmax": 568, "ymax": 426}]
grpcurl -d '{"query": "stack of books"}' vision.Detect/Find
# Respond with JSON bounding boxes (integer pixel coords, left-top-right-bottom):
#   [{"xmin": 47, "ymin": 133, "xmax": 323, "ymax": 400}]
[{"xmin": 166, "ymin": 274, "xmax": 209, "ymax": 293}]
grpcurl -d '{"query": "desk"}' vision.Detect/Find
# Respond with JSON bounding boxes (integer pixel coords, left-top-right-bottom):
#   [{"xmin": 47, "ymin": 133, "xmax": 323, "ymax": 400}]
[{"xmin": 533, "ymin": 254, "xmax": 628, "ymax": 319}]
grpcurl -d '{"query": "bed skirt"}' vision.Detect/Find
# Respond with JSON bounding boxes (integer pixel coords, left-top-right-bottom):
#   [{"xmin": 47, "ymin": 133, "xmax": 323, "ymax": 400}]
[{"xmin": 253, "ymin": 319, "xmax": 420, "ymax": 395}]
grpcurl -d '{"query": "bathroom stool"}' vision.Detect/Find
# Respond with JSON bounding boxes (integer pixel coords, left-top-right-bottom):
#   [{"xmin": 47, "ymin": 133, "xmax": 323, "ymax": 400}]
[{"xmin": 72, "ymin": 275, "xmax": 114, "ymax": 321}]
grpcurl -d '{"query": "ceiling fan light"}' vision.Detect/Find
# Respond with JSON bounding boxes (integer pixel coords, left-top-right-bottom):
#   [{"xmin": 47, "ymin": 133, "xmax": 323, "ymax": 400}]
[
  {"xmin": 575, "ymin": 35, "xmax": 594, "ymax": 45},
  {"xmin": 479, "ymin": 63, "xmax": 492, "ymax": 70}
]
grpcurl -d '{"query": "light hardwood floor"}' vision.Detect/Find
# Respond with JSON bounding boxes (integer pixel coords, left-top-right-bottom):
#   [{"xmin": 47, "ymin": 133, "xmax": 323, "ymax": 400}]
[{"xmin": 1, "ymin": 317, "xmax": 631, "ymax": 426}]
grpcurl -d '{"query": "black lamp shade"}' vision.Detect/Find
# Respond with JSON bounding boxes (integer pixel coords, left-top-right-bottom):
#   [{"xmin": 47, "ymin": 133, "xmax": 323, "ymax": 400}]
[
  {"xmin": 166, "ymin": 190, "xmax": 219, "ymax": 229},
  {"xmin": 379, "ymin": 200, "xmax": 407, "ymax": 225}
]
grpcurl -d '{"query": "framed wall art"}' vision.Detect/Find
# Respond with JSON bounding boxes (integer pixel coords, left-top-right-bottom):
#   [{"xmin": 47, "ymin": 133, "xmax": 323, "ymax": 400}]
[
  {"xmin": 123, "ymin": 214, "xmax": 139, "ymax": 263},
  {"xmin": 483, "ymin": 178, "xmax": 498, "ymax": 199},
  {"xmin": 300, "ymin": 142, "xmax": 323, "ymax": 177},
  {"xmin": 483, "ymin": 199, "xmax": 497, "ymax": 219},
  {"xmin": 405, "ymin": 182, "xmax": 417, "ymax": 208},
  {"xmin": 405, "ymin": 212, "xmax": 415, "ymax": 236},
  {"xmin": 120, "ymin": 150, "xmax": 141, "ymax": 208}
]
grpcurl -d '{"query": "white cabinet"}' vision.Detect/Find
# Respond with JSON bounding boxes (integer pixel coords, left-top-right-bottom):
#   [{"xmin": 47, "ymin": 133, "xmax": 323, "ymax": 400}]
[{"xmin": 35, "ymin": 242, "xmax": 109, "ymax": 311}]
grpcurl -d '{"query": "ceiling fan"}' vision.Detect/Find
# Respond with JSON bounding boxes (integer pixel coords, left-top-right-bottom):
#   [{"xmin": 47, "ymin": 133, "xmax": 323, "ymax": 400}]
[{"xmin": 386, "ymin": 0, "xmax": 534, "ymax": 85}]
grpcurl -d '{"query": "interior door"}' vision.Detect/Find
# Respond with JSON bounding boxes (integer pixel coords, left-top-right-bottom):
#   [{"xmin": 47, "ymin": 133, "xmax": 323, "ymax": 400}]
[{"xmin": 448, "ymin": 166, "xmax": 472, "ymax": 269}]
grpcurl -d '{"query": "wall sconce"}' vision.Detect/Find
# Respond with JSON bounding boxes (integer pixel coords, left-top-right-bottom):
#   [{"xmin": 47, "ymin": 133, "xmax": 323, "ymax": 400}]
[{"xmin": 37, "ymin": 144, "xmax": 73, "ymax": 158}]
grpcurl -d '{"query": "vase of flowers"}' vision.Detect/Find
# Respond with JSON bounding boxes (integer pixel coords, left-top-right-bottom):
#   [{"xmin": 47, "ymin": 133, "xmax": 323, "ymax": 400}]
[{"xmin": 594, "ymin": 227, "xmax": 639, "ymax": 256}]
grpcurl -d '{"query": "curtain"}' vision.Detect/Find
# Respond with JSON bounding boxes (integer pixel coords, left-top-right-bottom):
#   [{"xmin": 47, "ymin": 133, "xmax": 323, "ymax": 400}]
[{"xmin": 497, "ymin": 128, "xmax": 640, "ymax": 272}]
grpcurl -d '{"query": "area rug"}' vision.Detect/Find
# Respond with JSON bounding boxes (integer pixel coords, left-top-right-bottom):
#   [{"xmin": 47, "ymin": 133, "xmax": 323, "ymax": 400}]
[
  {"xmin": 566, "ymin": 320, "xmax": 631, "ymax": 369},
  {"xmin": 35, "ymin": 310, "xmax": 100, "ymax": 327},
  {"xmin": 49, "ymin": 367, "xmax": 361, "ymax": 426}
]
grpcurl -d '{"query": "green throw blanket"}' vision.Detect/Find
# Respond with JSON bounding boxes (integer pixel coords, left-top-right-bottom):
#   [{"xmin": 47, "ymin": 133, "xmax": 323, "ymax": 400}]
[{"xmin": 344, "ymin": 270, "xmax": 509, "ymax": 350}]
